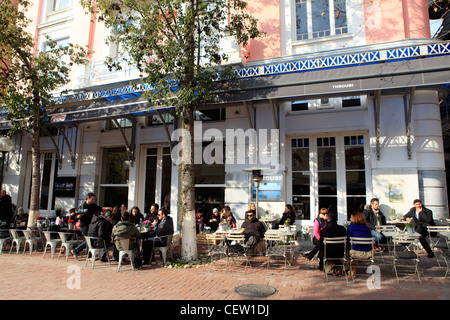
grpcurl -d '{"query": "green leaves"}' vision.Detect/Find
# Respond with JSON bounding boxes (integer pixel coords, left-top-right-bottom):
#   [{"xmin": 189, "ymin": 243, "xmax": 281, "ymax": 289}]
[
  {"xmin": 0, "ymin": 0, "xmax": 89, "ymax": 134},
  {"xmin": 84, "ymin": 0, "xmax": 264, "ymax": 112}
]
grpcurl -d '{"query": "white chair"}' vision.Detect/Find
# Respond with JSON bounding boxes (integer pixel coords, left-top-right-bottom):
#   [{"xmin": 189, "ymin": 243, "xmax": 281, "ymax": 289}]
[
  {"xmin": 9, "ymin": 229, "xmax": 25, "ymax": 254},
  {"xmin": 117, "ymin": 238, "xmax": 136, "ymax": 272},
  {"xmin": 426, "ymin": 226, "xmax": 450, "ymax": 251},
  {"xmin": 42, "ymin": 231, "xmax": 62, "ymax": 259},
  {"xmin": 151, "ymin": 234, "xmax": 173, "ymax": 265},
  {"xmin": 84, "ymin": 236, "xmax": 111, "ymax": 269},
  {"xmin": 206, "ymin": 233, "xmax": 227, "ymax": 270},
  {"xmin": 58, "ymin": 232, "xmax": 82, "ymax": 261},
  {"xmin": 348, "ymin": 237, "xmax": 375, "ymax": 282},
  {"xmin": 22, "ymin": 229, "xmax": 45, "ymax": 256},
  {"xmin": 225, "ymin": 233, "xmax": 251, "ymax": 272},
  {"xmin": 264, "ymin": 233, "xmax": 291, "ymax": 271},
  {"xmin": 0, "ymin": 236, "xmax": 10, "ymax": 254},
  {"xmin": 392, "ymin": 235, "xmax": 421, "ymax": 283},
  {"xmin": 323, "ymin": 236, "xmax": 348, "ymax": 282}
]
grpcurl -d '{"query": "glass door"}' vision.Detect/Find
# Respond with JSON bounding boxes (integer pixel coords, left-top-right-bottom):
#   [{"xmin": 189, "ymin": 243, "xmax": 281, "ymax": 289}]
[
  {"xmin": 290, "ymin": 134, "xmax": 367, "ymax": 222},
  {"xmin": 144, "ymin": 147, "xmax": 172, "ymax": 213}
]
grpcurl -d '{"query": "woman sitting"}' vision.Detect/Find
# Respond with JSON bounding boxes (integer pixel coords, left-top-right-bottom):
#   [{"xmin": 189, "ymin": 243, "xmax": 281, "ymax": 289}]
[{"xmin": 347, "ymin": 211, "xmax": 374, "ymax": 278}]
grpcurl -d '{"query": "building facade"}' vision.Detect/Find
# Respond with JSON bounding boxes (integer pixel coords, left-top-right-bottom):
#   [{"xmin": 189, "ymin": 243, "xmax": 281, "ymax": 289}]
[{"xmin": 1, "ymin": 0, "xmax": 450, "ymax": 230}]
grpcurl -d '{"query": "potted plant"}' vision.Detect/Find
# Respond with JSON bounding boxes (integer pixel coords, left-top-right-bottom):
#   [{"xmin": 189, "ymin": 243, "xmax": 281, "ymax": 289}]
[
  {"xmin": 142, "ymin": 220, "xmax": 152, "ymax": 232},
  {"xmin": 284, "ymin": 218, "xmax": 291, "ymax": 233},
  {"xmin": 219, "ymin": 220, "xmax": 227, "ymax": 231},
  {"xmin": 404, "ymin": 221, "xmax": 415, "ymax": 235}
]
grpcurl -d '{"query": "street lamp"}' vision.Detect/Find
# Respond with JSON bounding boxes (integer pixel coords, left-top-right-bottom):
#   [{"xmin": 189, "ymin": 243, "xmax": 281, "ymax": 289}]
[
  {"xmin": 0, "ymin": 136, "xmax": 14, "ymax": 190},
  {"xmin": 243, "ymin": 168, "xmax": 264, "ymax": 218}
]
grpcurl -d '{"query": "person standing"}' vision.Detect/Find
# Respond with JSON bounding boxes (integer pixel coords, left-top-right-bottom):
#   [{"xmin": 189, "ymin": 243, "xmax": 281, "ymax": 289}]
[
  {"xmin": 403, "ymin": 199, "xmax": 435, "ymax": 258},
  {"xmin": 0, "ymin": 190, "xmax": 13, "ymax": 227},
  {"xmin": 72, "ymin": 193, "xmax": 111, "ymax": 258}
]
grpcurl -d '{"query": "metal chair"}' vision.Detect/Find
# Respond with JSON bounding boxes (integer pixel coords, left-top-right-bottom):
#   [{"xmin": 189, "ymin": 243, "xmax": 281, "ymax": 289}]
[
  {"xmin": 392, "ymin": 235, "xmax": 421, "ymax": 283},
  {"xmin": 9, "ymin": 229, "xmax": 25, "ymax": 254},
  {"xmin": 206, "ymin": 233, "xmax": 227, "ymax": 270},
  {"xmin": 426, "ymin": 226, "xmax": 450, "ymax": 251},
  {"xmin": 323, "ymin": 236, "xmax": 348, "ymax": 282},
  {"xmin": 117, "ymin": 238, "xmax": 136, "ymax": 271},
  {"xmin": 22, "ymin": 229, "xmax": 45, "ymax": 256},
  {"xmin": 225, "ymin": 233, "xmax": 252, "ymax": 272},
  {"xmin": 348, "ymin": 237, "xmax": 375, "ymax": 282},
  {"xmin": 58, "ymin": 232, "xmax": 82, "ymax": 261},
  {"xmin": 84, "ymin": 236, "xmax": 110, "ymax": 269},
  {"xmin": 264, "ymin": 233, "xmax": 291, "ymax": 271},
  {"xmin": 42, "ymin": 231, "xmax": 62, "ymax": 259},
  {"xmin": 151, "ymin": 234, "xmax": 173, "ymax": 265},
  {"xmin": 0, "ymin": 235, "xmax": 10, "ymax": 254}
]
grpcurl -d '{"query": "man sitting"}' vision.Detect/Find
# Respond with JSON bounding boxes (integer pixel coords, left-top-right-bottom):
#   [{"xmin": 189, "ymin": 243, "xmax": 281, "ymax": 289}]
[
  {"xmin": 142, "ymin": 208, "xmax": 174, "ymax": 265},
  {"xmin": 318, "ymin": 211, "xmax": 347, "ymax": 273},
  {"xmin": 87, "ymin": 211, "xmax": 113, "ymax": 262},
  {"xmin": 241, "ymin": 209, "xmax": 266, "ymax": 252},
  {"xmin": 111, "ymin": 211, "xmax": 141, "ymax": 261}
]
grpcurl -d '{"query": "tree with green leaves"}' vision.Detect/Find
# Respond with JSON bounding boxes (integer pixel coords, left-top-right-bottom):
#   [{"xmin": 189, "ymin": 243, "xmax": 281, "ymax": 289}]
[
  {"xmin": 81, "ymin": 0, "xmax": 264, "ymax": 261},
  {"xmin": 0, "ymin": 0, "xmax": 89, "ymax": 227}
]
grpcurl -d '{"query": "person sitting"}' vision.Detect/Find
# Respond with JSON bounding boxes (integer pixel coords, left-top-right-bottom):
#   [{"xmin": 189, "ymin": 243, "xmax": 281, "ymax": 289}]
[
  {"xmin": 346, "ymin": 211, "xmax": 373, "ymax": 277},
  {"xmin": 318, "ymin": 211, "xmax": 347, "ymax": 273},
  {"xmin": 206, "ymin": 208, "xmax": 220, "ymax": 233},
  {"xmin": 240, "ymin": 209, "xmax": 266, "ymax": 252},
  {"xmin": 402, "ymin": 199, "xmax": 436, "ymax": 258},
  {"xmin": 13, "ymin": 207, "xmax": 28, "ymax": 229},
  {"xmin": 142, "ymin": 208, "xmax": 174, "ymax": 265},
  {"xmin": 111, "ymin": 211, "xmax": 141, "ymax": 262},
  {"xmin": 130, "ymin": 206, "xmax": 144, "ymax": 225},
  {"xmin": 225, "ymin": 212, "xmax": 236, "ymax": 229},
  {"xmin": 303, "ymin": 208, "xmax": 328, "ymax": 260},
  {"xmin": 196, "ymin": 208, "xmax": 205, "ymax": 234},
  {"xmin": 278, "ymin": 204, "xmax": 296, "ymax": 227},
  {"xmin": 87, "ymin": 211, "xmax": 114, "ymax": 262},
  {"xmin": 362, "ymin": 198, "xmax": 387, "ymax": 250}
]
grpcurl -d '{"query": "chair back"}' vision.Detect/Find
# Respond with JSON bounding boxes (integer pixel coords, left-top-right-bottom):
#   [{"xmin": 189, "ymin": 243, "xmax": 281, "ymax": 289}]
[
  {"xmin": 22, "ymin": 230, "xmax": 33, "ymax": 240},
  {"xmin": 58, "ymin": 232, "xmax": 73, "ymax": 243},
  {"xmin": 427, "ymin": 226, "xmax": 450, "ymax": 233},
  {"xmin": 226, "ymin": 233, "xmax": 245, "ymax": 244},
  {"xmin": 323, "ymin": 236, "xmax": 346, "ymax": 259},
  {"xmin": 9, "ymin": 229, "xmax": 22, "ymax": 240},
  {"xmin": 206, "ymin": 234, "xmax": 223, "ymax": 247},
  {"xmin": 119, "ymin": 238, "xmax": 132, "ymax": 251},
  {"xmin": 43, "ymin": 231, "xmax": 56, "ymax": 242},
  {"xmin": 349, "ymin": 237, "xmax": 374, "ymax": 256},
  {"xmin": 376, "ymin": 225, "xmax": 397, "ymax": 232},
  {"xmin": 392, "ymin": 235, "xmax": 417, "ymax": 252}
]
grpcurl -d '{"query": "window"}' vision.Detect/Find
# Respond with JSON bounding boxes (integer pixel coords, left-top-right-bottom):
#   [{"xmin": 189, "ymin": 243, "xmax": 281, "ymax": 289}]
[
  {"xmin": 147, "ymin": 113, "xmax": 174, "ymax": 126},
  {"xmin": 42, "ymin": 37, "xmax": 70, "ymax": 53},
  {"xmin": 51, "ymin": 0, "xmax": 74, "ymax": 12},
  {"xmin": 295, "ymin": 0, "xmax": 348, "ymax": 41},
  {"xmin": 99, "ymin": 147, "xmax": 129, "ymax": 207},
  {"xmin": 194, "ymin": 108, "xmax": 226, "ymax": 122},
  {"xmin": 344, "ymin": 135, "xmax": 366, "ymax": 219},
  {"xmin": 291, "ymin": 138, "xmax": 311, "ymax": 220},
  {"xmin": 105, "ymin": 118, "xmax": 133, "ymax": 130}
]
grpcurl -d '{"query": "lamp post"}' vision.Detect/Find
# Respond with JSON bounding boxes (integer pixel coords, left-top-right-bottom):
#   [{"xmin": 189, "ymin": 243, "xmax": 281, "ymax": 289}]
[
  {"xmin": 252, "ymin": 170, "xmax": 263, "ymax": 218},
  {"xmin": 0, "ymin": 136, "xmax": 14, "ymax": 191}
]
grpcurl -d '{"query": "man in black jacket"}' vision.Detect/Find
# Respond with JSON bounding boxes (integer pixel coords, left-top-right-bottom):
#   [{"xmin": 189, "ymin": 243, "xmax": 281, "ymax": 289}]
[
  {"xmin": 403, "ymin": 199, "xmax": 435, "ymax": 258},
  {"xmin": 87, "ymin": 211, "xmax": 113, "ymax": 261},
  {"xmin": 362, "ymin": 198, "xmax": 387, "ymax": 248},
  {"xmin": 142, "ymin": 208, "xmax": 174, "ymax": 264},
  {"xmin": 241, "ymin": 209, "xmax": 266, "ymax": 251},
  {"xmin": 318, "ymin": 211, "xmax": 347, "ymax": 272}
]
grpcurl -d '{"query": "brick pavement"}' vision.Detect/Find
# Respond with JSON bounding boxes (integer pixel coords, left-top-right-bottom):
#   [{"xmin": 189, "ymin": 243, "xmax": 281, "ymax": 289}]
[{"xmin": 1, "ymin": 244, "xmax": 449, "ymax": 304}]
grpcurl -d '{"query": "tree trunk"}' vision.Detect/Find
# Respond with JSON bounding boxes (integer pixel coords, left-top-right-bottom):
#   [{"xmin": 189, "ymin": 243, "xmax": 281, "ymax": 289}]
[
  {"xmin": 27, "ymin": 103, "xmax": 41, "ymax": 228},
  {"xmin": 180, "ymin": 105, "xmax": 197, "ymax": 262}
]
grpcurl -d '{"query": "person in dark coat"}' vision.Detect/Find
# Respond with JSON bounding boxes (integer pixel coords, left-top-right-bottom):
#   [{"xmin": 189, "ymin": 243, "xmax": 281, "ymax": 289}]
[
  {"xmin": 318, "ymin": 211, "xmax": 347, "ymax": 272},
  {"xmin": 0, "ymin": 190, "xmax": 13, "ymax": 227},
  {"xmin": 142, "ymin": 208, "xmax": 174, "ymax": 264},
  {"xmin": 362, "ymin": 198, "xmax": 387, "ymax": 247},
  {"xmin": 241, "ymin": 209, "xmax": 266, "ymax": 252},
  {"xmin": 403, "ymin": 199, "xmax": 435, "ymax": 258},
  {"xmin": 87, "ymin": 211, "xmax": 113, "ymax": 261}
]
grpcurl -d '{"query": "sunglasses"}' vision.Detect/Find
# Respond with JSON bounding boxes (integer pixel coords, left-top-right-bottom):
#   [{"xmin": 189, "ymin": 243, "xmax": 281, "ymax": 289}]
[{"xmin": 247, "ymin": 214, "xmax": 254, "ymax": 217}]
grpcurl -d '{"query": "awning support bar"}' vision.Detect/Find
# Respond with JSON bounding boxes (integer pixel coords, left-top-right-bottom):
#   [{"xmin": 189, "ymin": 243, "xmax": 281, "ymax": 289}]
[{"xmin": 405, "ymin": 87, "xmax": 415, "ymax": 160}]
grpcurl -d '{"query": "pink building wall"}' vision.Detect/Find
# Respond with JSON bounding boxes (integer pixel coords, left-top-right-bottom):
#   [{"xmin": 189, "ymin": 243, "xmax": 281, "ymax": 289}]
[
  {"xmin": 243, "ymin": 0, "xmax": 282, "ymax": 62},
  {"xmin": 364, "ymin": 0, "xmax": 430, "ymax": 44}
]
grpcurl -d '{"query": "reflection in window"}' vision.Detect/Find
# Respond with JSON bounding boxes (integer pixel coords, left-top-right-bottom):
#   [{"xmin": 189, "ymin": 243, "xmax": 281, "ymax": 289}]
[
  {"xmin": 295, "ymin": 0, "xmax": 348, "ymax": 41},
  {"xmin": 291, "ymin": 138, "xmax": 311, "ymax": 220}
]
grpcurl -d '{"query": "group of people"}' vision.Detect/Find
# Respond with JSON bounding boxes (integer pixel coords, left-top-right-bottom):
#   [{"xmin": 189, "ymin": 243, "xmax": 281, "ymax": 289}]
[
  {"xmin": 302, "ymin": 198, "xmax": 437, "ymax": 275},
  {"xmin": 70, "ymin": 193, "xmax": 174, "ymax": 266},
  {"xmin": 196, "ymin": 204, "xmax": 237, "ymax": 233}
]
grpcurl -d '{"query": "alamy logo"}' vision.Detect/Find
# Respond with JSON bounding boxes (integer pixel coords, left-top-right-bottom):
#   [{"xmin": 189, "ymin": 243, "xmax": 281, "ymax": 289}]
[{"xmin": 171, "ymin": 121, "xmax": 280, "ymax": 175}]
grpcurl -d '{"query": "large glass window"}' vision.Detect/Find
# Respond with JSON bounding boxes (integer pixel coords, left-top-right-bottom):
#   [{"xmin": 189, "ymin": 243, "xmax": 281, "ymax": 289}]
[
  {"xmin": 99, "ymin": 147, "xmax": 129, "ymax": 207},
  {"xmin": 295, "ymin": 0, "xmax": 348, "ymax": 41},
  {"xmin": 291, "ymin": 138, "xmax": 311, "ymax": 220},
  {"xmin": 345, "ymin": 135, "xmax": 366, "ymax": 219},
  {"xmin": 144, "ymin": 147, "xmax": 172, "ymax": 213}
]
